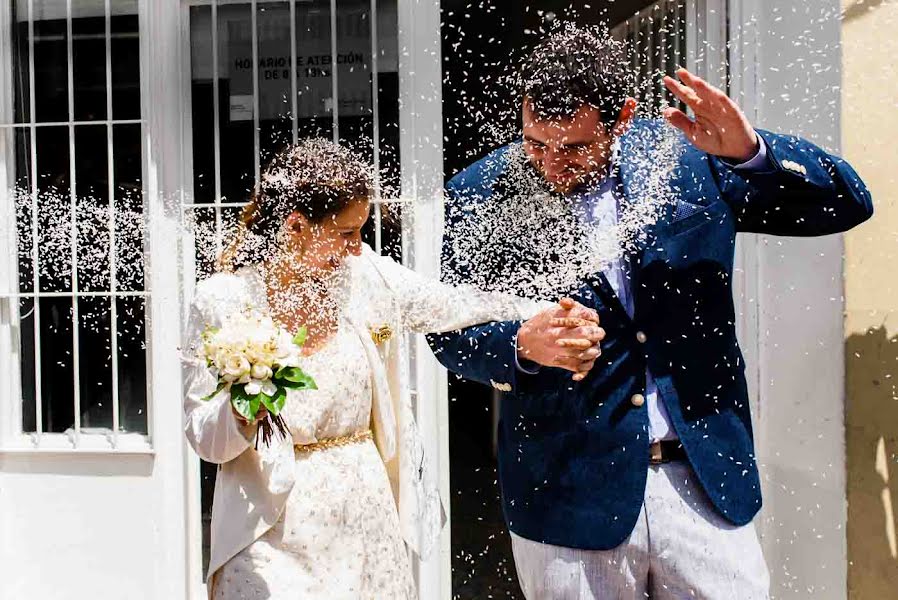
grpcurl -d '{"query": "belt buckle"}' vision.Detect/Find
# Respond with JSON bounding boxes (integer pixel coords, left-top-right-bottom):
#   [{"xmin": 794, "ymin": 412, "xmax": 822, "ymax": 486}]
[{"xmin": 649, "ymin": 441, "xmax": 666, "ymax": 465}]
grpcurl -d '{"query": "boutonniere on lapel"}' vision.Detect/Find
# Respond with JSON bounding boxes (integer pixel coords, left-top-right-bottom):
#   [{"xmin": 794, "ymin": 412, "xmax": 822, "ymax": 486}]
[{"xmin": 370, "ymin": 324, "xmax": 393, "ymax": 345}]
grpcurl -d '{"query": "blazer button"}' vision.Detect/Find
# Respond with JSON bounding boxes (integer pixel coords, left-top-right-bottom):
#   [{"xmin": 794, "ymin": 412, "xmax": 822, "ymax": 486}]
[
  {"xmin": 631, "ymin": 393, "xmax": 645, "ymax": 407},
  {"xmin": 635, "ymin": 331, "xmax": 647, "ymax": 344}
]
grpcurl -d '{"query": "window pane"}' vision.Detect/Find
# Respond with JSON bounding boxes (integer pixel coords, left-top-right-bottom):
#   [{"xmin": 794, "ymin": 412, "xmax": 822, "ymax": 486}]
[
  {"xmin": 35, "ymin": 125, "xmax": 72, "ymax": 293},
  {"xmin": 113, "ymin": 123, "xmax": 145, "ymax": 292},
  {"xmin": 374, "ymin": 0, "xmax": 399, "ymax": 195},
  {"xmin": 335, "ymin": 0, "xmax": 373, "ymax": 154},
  {"xmin": 19, "ymin": 297, "xmax": 37, "ymax": 432},
  {"xmin": 72, "ymin": 13, "xmax": 108, "ymax": 121},
  {"xmin": 257, "ymin": 1, "xmax": 294, "ymax": 163},
  {"xmin": 362, "ymin": 201, "xmax": 403, "ymax": 260},
  {"xmin": 111, "ymin": 8, "xmax": 140, "ymax": 120},
  {"xmin": 78, "ymin": 295, "xmax": 113, "ymax": 430},
  {"xmin": 219, "ymin": 3, "xmax": 255, "ymax": 202},
  {"xmin": 189, "ymin": 205, "xmax": 243, "ymax": 280},
  {"xmin": 75, "ymin": 124, "xmax": 111, "ymax": 292},
  {"xmin": 189, "ymin": 4, "xmax": 217, "ymax": 205},
  {"xmin": 38, "ymin": 295, "xmax": 74, "ymax": 433},
  {"xmin": 295, "ymin": 1, "xmax": 336, "ymax": 139},
  {"xmin": 11, "ymin": 1, "xmax": 31, "ymax": 124},
  {"xmin": 117, "ymin": 295, "xmax": 146, "ymax": 434},
  {"xmin": 32, "ymin": 1, "xmax": 69, "ymax": 123},
  {"xmin": 13, "ymin": 128, "xmax": 34, "ymax": 294}
]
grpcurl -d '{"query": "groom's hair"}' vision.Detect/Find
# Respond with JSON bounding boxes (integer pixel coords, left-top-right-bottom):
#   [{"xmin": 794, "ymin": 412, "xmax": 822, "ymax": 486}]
[{"xmin": 520, "ymin": 23, "xmax": 633, "ymax": 126}]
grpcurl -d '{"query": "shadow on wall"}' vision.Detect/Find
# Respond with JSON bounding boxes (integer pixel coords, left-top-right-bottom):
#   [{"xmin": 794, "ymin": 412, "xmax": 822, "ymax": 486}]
[{"xmin": 846, "ymin": 326, "xmax": 898, "ymax": 598}]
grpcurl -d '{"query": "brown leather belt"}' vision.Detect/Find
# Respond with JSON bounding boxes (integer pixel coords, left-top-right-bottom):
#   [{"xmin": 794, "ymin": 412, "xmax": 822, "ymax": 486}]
[{"xmin": 649, "ymin": 440, "xmax": 687, "ymax": 465}]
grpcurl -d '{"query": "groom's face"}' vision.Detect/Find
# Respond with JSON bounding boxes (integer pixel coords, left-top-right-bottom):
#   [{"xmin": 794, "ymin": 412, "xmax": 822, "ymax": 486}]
[{"xmin": 522, "ymin": 100, "xmax": 615, "ymax": 195}]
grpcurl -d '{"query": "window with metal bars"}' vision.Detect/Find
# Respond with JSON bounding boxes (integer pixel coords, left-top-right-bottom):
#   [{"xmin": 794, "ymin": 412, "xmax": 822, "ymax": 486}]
[
  {"xmin": 612, "ymin": 0, "xmax": 689, "ymax": 112},
  {"xmin": 185, "ymin": 0, "xmax": 403, "ymax": 286},
  {"xmin": 613, "ymin": 0, "xmax": 730, "ymax": 111},
  {"xmin": 0, "ymin": 0, "xmax": 148, "ymax": 450}
]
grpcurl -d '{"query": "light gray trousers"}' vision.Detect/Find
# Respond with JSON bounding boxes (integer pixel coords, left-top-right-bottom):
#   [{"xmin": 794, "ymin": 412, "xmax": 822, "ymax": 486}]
[{"xmin": 510, "ymin": 462, "xmax": 770, "ymax": 600}]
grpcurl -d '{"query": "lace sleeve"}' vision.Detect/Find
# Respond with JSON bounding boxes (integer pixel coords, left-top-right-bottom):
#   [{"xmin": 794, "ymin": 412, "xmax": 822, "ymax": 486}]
[{"xmin": 362, "ymin": 246, "xmax": 548, "ymax": 334}]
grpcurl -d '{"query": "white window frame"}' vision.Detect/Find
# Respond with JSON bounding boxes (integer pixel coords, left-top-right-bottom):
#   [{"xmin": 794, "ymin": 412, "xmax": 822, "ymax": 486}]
[
  {"xmin": 395, "ymin": 2, "xmax": 451, "ymax": 599},
  {"xmin": 0, "ymin": 0, "xmax": 155, "ymax": 455}
]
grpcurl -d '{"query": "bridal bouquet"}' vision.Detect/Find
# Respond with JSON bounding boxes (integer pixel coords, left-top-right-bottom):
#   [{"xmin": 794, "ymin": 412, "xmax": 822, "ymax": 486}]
[{"xmin": 200, "ymin": 311, "xmax": 316, "ymax": 447}]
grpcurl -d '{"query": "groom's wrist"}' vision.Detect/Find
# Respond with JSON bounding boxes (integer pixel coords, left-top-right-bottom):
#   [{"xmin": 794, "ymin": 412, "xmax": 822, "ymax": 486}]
[{"xmin": 514, "ymin": 331, "xmax": 542, "ymax": 374}]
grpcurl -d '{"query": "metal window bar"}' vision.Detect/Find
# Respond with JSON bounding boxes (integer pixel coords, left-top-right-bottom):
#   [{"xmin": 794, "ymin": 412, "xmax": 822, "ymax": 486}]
[
  {"xmin": 658, "ymin": 3, "xmax": 667, "ymax": 108},
  {"xmin": 642, "ymin": 16, "xmax": 652, "ymax": 108},
  {"xmin": 105, "ymin": 0, "xmax": 121, "ymax": 446},
  {"xmin": 211, "ymin": 0, "xmax": 223, "ymax": 255},
  {"xmin": 251, "ymin": 0, "xmax": 260, "ymax": 186},
  {"xmin": 0, "ymin": 119, "xmax": 143, "ymax": 128},
  {"xmin": 370, "ymin": 0, "xmax": 381, "ymax": 252},
  {"xmin": 671, "ymin": 0, "xmax": 685, "ymax": 94},
  {"xmin": 329, "ymin": 0, "xmax": 338, "ymax": 143},
  {"xmin": 187, "ymin": 196, "xmax": 406, "ymax": 209},
  {"xmin": 66, "ymin": 0, "xmax": 84, "ymax": 447},
  {"xmin": 25, "ymin": 0, "xmax": 42, "ymax": 440},
  {"xmin": 1, "ymin": 290, "xmax": 148, "ymax": 298},
  {"xmin": 289, "ymin": 0, "xmax": 297, "ymax": 145}
]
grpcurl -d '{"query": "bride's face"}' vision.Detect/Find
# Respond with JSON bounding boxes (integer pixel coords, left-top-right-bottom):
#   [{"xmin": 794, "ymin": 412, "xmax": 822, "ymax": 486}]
[{"xmin": 286, "ymin": 198, "xmax": 370, "ymax": 275}]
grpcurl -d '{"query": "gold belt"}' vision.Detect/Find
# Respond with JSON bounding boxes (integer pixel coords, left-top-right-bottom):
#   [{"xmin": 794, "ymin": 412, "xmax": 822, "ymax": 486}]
[{"xmin": 294, "ymin": 429, "xmax": 373, "ymax": 452}]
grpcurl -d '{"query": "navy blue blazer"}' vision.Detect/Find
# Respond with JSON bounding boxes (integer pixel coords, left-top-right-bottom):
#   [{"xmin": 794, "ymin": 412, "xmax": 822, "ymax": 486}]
[{"xmin": 427, "ymin": 120, "xmax": 872, "ymax": 550}]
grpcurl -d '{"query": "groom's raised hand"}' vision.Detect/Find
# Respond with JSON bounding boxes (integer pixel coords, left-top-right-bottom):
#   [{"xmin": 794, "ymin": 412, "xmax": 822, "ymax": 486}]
[
  {"xmin": 517, "ymin": 298, "xmax": 604, "ymax": 382},
  {"xmin": 662, "ymin": 67, "xmax": 759, "ymax": 163}
]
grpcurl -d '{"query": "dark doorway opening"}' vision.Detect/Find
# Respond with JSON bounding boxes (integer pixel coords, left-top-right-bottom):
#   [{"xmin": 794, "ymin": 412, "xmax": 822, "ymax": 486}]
[{"xmin": 441, "ymin": 2, "xmax": 656, "ymax": 597}]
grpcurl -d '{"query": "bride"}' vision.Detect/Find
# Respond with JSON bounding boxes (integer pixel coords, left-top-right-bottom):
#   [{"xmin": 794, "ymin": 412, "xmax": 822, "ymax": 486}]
[{"xmin": 182, "ymin": 139, "xmax": 601, "ymax": 599}]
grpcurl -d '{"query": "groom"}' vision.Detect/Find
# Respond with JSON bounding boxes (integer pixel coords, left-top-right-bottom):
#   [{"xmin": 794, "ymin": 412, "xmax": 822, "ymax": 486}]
[{"xmin": 428, "ymin": 28, "xmax": 873, "ymax": 599}]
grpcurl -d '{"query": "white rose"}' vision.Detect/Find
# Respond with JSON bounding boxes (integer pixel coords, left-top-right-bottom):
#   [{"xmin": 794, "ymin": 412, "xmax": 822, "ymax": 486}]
[
  {"xmin": 250, "ymin": 363, "xmax": 273, "ymax": 381},
  {"xmin": 245, "ymin": 378, "xmax": 278, "ymax": 397},
  {"xmin": 221, "ymin": 354, "xmax": 251, "ymax": 383}
]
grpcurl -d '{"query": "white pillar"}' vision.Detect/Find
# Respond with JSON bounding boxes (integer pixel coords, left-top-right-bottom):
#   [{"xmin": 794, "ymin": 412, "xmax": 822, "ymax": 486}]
[
  {"xmin": 142, "ymin": 1, "xmax": 198, "ymax": 598},
  {"xmin": 397, "ymin": 0, "xmax": 451, "ymax": 598},
  {"xmin": 743, "ymin": 1, "xmax": 848, "ymax": 596}
]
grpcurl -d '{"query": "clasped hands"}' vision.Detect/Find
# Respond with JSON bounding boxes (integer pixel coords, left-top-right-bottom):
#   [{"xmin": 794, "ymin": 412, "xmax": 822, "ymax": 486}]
[{"xmin": 517, "ymin": 298, "xmax": 604, "ymax": 382}]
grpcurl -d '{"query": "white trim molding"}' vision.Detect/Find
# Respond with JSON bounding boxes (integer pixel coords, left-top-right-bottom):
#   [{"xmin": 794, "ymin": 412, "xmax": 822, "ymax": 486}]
[
  {"xmin": 397, "ymin": 0, "xmax": 451, "ymax": 597},
  {"xmin": 743, "ymin": 0, "xmax": 848, "ymax": 597}
]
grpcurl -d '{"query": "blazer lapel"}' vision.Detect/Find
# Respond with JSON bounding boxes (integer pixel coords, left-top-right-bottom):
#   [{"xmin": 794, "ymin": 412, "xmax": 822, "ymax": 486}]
[{"xmin": 619, "ymin": 122, "xmax": 676, "ymax": 260}]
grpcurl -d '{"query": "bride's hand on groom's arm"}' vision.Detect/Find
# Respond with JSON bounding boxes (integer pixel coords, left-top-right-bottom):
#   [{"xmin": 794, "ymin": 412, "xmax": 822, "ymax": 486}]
[{"xmin": 516, "ymin": 298, "xmax": 604, "ymax": 382}]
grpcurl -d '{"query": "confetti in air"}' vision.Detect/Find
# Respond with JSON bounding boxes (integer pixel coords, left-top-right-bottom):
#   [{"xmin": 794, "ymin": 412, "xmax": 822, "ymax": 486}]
[
  {"xmin": 442, "ymin": 21, "xmax": 685, "ymax": 299},
  {"xmin": 13, "ymin": 186, "xmax": 146, "ymax": 297}
]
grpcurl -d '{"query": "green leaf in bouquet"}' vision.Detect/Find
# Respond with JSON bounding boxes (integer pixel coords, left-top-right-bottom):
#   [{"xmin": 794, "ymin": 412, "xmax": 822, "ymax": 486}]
[
  {"xmin": 231, "ymin": 384, "xmax": 262, "ymax": 421},
  {"xmin": 292, "ymin": 326, "xmax": 308, "ymax": 347},
  {"xmin": 260, "ymin": 385, "xmax": 288, "ymax": 416},
  {"xmin": 275, "ymin": 366, "xmax": 317, "ymax": 391}
]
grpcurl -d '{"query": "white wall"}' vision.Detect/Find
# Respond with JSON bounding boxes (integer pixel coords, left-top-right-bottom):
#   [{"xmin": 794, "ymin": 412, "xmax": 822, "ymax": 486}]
[
  {"xmin": 748, "ymin": 1, "xmax": 848, "ymax": 597},
  {"xmin": 0, "ymin": 455, "xmax": 172, "ymax": 600}
]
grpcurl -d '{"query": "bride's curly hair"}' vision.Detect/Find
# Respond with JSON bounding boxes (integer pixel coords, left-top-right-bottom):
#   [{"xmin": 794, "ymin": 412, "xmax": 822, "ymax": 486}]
[{"xmin": 221, "ymin": 138, "xmax": 374, "ymax": 271}]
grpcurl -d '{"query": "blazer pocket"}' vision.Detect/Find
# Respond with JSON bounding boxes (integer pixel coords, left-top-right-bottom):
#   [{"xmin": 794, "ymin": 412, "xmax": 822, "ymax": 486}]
[{"xmin": 666, "ymin": 199, "xmax": 728, "ymax": 236}]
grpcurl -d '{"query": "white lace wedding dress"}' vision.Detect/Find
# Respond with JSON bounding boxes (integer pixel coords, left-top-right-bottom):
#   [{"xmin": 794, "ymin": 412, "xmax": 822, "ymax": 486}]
[
  {"xmin": 184, "ymin": 246, "xmax": 546, "ymax": 600},
  {"xmin": 212, "ymin": 320, "xmax": 415, "ymax": 599}
]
